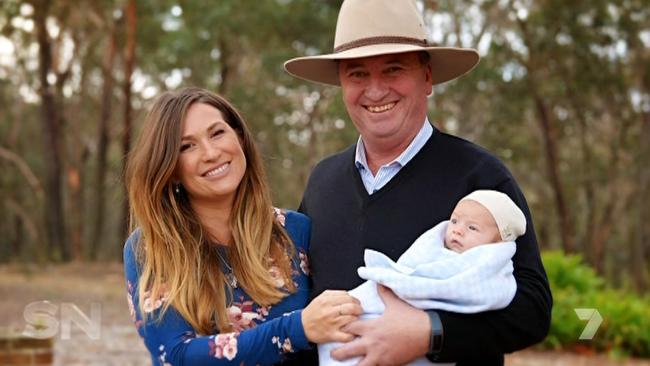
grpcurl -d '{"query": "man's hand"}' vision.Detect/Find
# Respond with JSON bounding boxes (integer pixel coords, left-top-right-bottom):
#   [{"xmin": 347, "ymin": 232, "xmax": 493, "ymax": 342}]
[{"xmin": 331, "ymin": 285, "xmax": 431, "ymax": 366}]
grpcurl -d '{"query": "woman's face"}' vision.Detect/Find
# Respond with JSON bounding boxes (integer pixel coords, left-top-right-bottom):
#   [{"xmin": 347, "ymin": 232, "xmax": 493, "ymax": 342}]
[{"xmin": 175, "ymin": 103, "xmax": 247, "ymax": 207}]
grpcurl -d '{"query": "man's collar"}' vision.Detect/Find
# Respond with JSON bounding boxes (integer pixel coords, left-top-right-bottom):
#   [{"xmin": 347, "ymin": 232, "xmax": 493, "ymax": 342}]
[{"xmin": 354, "ymin": 118, "xmax": 433, "ymax": 170}]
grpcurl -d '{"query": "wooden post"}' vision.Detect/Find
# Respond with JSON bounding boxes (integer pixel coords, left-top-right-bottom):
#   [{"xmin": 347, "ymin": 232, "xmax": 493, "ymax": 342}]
[{"xmin": 0, "ymin": 329, "xmax": 53, "ymax": 366}]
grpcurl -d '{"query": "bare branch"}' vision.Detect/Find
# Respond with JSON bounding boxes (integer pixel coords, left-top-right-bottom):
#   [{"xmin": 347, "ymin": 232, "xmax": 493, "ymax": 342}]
[
  {"xmin": 5, "ymin": 198, "xmax": 39, "ymax": 243},
  {"xmin": 0, "ymin": 146, "xmax": 44, "ymax": 199}
]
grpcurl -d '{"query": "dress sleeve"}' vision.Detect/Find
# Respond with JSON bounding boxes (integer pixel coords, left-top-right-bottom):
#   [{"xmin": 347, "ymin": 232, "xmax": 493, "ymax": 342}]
[{"xmin": 123, "ymin": 232, "xmax": 310, "ymax": 366}]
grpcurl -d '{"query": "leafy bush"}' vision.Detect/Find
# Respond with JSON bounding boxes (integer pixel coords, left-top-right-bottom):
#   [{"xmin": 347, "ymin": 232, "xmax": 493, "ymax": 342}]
[{"xmin": 541, "ymin": 251, "xmax": 650, "ymax": 357}]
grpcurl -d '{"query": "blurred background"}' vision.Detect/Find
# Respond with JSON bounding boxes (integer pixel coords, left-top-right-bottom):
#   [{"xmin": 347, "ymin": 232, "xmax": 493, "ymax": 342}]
[{"xmin": 0, "ymin": 0, "xmax": 648, "ymax": 365}]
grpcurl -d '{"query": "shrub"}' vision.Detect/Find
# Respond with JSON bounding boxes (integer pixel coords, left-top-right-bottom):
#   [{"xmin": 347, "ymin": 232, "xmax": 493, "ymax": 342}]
[{"xmin": 540, "ymin": 251, "xmax": 650, "ymax": 357}]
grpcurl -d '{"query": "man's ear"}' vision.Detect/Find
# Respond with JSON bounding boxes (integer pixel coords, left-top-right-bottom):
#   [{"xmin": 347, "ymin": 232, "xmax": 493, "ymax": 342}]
[{"xmin": 424, "ymin": 64, "xmax": 433, "ymax": 95}]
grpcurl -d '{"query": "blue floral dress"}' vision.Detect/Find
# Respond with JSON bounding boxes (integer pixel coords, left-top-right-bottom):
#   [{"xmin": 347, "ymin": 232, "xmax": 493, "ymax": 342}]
[{"xmin": 123, "ymin": 209, "xmax": 312, "ymax": 366}]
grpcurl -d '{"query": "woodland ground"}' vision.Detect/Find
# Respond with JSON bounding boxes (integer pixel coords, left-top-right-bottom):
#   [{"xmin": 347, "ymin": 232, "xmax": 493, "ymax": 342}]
[{"xmin": 1, "ymin": 263, "xmax": 648, "ymax": 366}]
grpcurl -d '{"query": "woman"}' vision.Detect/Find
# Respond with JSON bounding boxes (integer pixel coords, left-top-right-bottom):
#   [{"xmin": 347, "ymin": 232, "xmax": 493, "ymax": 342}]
[{"xmin": 123, "ymin": 87, "xmax": 361, "ymax": 365}]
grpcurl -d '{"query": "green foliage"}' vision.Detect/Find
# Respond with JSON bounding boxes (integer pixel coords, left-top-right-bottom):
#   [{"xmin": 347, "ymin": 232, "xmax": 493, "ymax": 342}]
[
  {"xmin": 543, "ymin": 251, "xmax": 604, "ymax": 292},
  {"xmin": 541, "ymin": 251, "xmax": 650, "ymax": 357}
]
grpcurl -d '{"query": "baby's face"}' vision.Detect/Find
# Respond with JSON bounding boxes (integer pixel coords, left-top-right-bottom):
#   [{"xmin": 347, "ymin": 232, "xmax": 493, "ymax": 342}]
[{"xmin": 444, "ymin": 200, "xmax": 501, "ymax": 253}]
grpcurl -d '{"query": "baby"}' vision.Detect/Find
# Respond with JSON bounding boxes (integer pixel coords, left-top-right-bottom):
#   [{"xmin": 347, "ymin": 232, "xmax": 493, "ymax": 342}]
[
  {"xmin": 319, "ymin": 190, "xmax": 527, "ymax": 366},
  {"xmin": 444, "ymin": 190, "xmax": 525, "ymax": 253}
]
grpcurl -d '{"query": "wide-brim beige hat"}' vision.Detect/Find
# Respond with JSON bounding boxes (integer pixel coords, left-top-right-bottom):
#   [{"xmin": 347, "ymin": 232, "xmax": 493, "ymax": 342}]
[{"xmin": 284, "ymin": 0, "xmax": 480, "ymax": 86}]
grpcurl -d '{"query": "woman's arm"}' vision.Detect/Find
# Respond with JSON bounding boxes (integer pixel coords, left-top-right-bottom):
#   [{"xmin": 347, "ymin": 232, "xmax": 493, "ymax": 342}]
[
  {"xmin": 124, "ymin": 235, "xmax": 310, "ymax": 366},
  {"xmin": 124, "ymin": 232, "xmax": 361, "ymax": 366}
]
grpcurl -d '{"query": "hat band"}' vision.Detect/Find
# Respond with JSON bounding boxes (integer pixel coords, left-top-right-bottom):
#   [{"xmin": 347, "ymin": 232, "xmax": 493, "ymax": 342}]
[{"xmin": 334, "ymin": 36, "xmax": 428, "ymax": 53}]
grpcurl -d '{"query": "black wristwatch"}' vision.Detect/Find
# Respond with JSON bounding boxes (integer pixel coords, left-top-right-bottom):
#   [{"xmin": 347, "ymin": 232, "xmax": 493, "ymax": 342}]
[{"xmin": 425, "ymin": 310, "xmax": 444, "ymax": 361}]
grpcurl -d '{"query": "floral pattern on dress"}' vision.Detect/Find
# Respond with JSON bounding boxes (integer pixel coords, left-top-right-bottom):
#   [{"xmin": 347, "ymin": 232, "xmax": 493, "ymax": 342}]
[
  {"xmin": 158, "ymin": 344, "xmax": 172, "ymax": 366},
  {"xmin": 257, "ymin": 305, "xmax": 270, "ymax": 319},
  {"xmin": 273, "ymin": 207, "xmax": 286, "ymax": 227},
  {"xmin": 142, "ymin": 286, "xmax": 169, "ymax": 313},
  {"xmin": 126, "ymin": 280, "xmax": 144, "ymax": 329},
  {"xmin": 208, "ymin": 332, "xmax": 239, "ymax": 360},
  {"xmin": 181, "ymin": 331, "xmax": 196, "ymax": 344},
  {"xmin": 227, "ymin": 296, "xmax": 271, "ymax": 332},
  {"xmin": 271, "ymin": 336, "xmax": 294, "ymax": 354},
  {"xmin": 298, "ymin": 248, "xmax": 310, "ymax": 276},
  {"xmin": 268, "ymin": 265, "xmax": 286, "ymax": 288}
]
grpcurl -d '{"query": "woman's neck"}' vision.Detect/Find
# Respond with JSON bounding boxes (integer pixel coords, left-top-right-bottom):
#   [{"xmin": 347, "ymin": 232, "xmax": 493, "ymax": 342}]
[{"xmin": 190, "ymin": 199, "xmax": 233, "ymax": 246}]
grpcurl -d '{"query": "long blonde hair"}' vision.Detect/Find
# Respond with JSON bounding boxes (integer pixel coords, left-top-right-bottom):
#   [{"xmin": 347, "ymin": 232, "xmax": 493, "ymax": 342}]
[{"xmin": 126, "ymin": 87, "xmax": 295, "ymax": 334}]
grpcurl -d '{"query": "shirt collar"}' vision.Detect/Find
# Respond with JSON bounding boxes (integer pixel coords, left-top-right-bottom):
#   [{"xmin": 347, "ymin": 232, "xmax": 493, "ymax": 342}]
[{"xmin": 355, "ymin": 118, "xmax": 434, "ymax": 171}]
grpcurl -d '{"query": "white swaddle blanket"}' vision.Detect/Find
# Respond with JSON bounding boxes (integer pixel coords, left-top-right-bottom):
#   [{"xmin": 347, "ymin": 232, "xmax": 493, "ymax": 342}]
[{"xmin": 318, "ymin": 221, "xmax": 517, "ymax": 366}]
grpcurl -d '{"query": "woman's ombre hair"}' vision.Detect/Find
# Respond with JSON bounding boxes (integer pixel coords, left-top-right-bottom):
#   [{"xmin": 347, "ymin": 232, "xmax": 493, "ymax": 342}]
[{"xmin": 126, "ymin": 87, "xmax": 295, "ymax": 334}]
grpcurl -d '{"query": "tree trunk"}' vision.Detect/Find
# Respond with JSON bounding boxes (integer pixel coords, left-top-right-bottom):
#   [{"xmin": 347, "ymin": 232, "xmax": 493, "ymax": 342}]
[
  {"xmin": 12, "ymin": 214, "xmax": 23, "ymax": 260},
  {"xmin": 566, "ymin": 87, "xmax": 600, "ymax": 267},
  {"xmin": 590, "ymin": 109, "xmax": 626, "ymax": 274},
  {"xmin": 634, "ymin": 95, "xmax": 650, "ymax": 292},
  {"xmin": 90, "ymin": 24, "xmax": 117, "ymax": 261},
  {"xmin": 217, "ymin": 37, "xmax": 242, "ymax": 97},
  {"xmin": 34, "ymin": 0, "xmax": 69, "ymax": 261},
  {"xmin": 531, "ymin": 93, "xmax": 574, "ymax": 252},
  {"xmin": 513, "ymin": 12, "xmax": 574, "ymax": 253},
  {"xmin": 120, "ymin": 0, "xmax": 137, "ymax": 246},
  {"xmin": 55, "ymin": 46, "xmax": 79, "ymax": 261},
  {"xmin": 67, "ymin": 164, "xmax": 84, "ymax": 261}
]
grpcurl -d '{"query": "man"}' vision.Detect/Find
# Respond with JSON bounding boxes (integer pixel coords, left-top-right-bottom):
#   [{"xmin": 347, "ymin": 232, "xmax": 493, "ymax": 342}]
[{"xmin": 285, "ymin": 1, "xmax": 552, "ymax": 365}]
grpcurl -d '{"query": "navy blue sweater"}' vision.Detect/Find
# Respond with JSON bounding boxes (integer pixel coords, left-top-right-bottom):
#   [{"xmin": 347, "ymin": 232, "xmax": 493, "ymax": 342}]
[{"xmin": 299, "ymin": 127, "xmax": 552, "ymax": 364}]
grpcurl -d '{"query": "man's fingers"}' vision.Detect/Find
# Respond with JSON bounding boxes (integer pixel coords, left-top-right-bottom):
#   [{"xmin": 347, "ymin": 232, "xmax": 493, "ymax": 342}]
[
  {"xmin": 331, "ymin": 338, "xmax": 366, "ymax": 361},
  {"xmin": 330, "ymin": 330, "xmax": 356, "ymax": 343},
  {"xmin": 377, "ymin": 284, "xmax": 399, "ymax": 305},
  {"xmin": 340, "ymin": 319, "xmax": 365, "ymax": 335},
  {"xmin": 356, "ymin": 356, "xmax": 379, "ymax": 366}
]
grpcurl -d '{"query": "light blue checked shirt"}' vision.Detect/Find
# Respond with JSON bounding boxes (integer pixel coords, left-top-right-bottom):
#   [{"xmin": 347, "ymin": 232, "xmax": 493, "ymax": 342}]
[{"xmin": 355, "ymin": 119, "xmax": 433, "ymax": 194}]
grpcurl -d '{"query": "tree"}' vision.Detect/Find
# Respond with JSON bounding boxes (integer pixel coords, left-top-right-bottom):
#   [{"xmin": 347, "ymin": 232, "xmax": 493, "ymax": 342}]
[
  {"xmin": 90, "ymin": 4, "xmax": 117, "ymax": 260},
  {"xmin": 119, "ymin": 0, "xmax": 136, "ymax": 243},
  {"xmin": 33, "ymin": 0, "xmax": 69, "ymax": 260}
]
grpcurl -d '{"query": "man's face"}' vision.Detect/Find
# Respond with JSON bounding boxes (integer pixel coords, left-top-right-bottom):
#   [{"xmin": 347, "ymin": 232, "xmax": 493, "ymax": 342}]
[
  {"xmin": 338, "ymin": 52, "xmax": 433, "ymax": 151},
  {"xmin": 444, "ymin": 200, "xmax": 502, "ymax": 253}
]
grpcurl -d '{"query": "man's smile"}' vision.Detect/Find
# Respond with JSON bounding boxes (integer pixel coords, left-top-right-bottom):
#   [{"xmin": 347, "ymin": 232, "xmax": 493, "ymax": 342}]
[{"xmin": 365, "ymin": 102, "xmax": 396, "ymax": 113}]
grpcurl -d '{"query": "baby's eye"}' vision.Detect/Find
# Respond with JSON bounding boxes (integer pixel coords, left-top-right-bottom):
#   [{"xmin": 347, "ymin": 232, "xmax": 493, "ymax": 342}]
[
  {"xmin": 450, "ymin": 218, "xmax": 457, "ymax": 224},
  {"xmin": 468, "ymin": 225, "xmax": 478, "ymax": 231}
]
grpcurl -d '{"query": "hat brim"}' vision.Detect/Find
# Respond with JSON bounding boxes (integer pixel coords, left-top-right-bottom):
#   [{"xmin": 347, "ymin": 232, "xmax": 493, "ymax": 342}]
[{"xmin": 284, "ymin": 45, "xmax": 480, "ymax": 86}]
